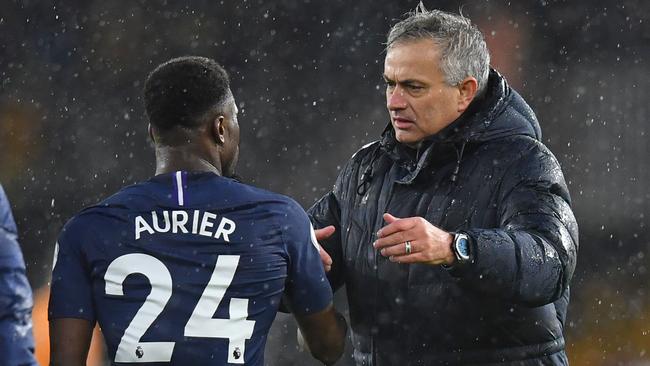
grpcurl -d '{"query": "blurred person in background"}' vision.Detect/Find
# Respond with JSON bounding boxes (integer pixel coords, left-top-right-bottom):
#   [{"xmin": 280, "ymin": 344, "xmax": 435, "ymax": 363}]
[
  {"xmin": 48, "ymin": 56, "xmax": 346, "ymax": 366},
  {"xmin": 0, "ymin": 184, "xmax": 38, "ymax": 366},
  {"xmin": 310, "ymin": 6, "xmax": 579, "ymax": 365}
]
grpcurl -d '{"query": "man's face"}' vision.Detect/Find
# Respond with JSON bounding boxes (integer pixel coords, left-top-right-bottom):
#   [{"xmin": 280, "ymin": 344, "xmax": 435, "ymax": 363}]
[{"xmin": 384, "ymin": 38, "xmax": 464, "ymax": 147}]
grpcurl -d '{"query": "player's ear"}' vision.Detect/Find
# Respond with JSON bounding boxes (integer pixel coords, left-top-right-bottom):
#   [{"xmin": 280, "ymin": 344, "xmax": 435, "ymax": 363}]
[
  {"xmin": 212, "ymin": 116, "xmax": 226, "ymax": 145},
  {"xmin": 148, "ymin": 124, "xmax": 156, "ymax": 143}
]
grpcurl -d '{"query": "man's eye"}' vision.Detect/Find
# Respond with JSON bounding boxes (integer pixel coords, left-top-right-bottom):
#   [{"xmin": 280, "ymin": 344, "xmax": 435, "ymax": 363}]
[{"xmin": 407, "ymin": 85, "xmax": 423, "ymax": 91}]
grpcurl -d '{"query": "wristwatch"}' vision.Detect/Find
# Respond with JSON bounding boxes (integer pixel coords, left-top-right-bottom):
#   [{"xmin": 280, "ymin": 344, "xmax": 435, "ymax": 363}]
[{"xmin": 451, "ymin": 232, "xmax": 471, "ymax": 263}]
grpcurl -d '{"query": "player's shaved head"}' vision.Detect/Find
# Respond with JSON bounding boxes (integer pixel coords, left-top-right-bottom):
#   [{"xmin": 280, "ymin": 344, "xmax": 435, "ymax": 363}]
[{"xmin": 144, "ymin": 56, "xmax": 231, "ymax": 132}]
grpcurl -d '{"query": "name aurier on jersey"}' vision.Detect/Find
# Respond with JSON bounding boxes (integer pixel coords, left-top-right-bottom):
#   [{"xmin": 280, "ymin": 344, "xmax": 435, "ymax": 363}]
[{"xmin": 134, "ymin": 210, "xmax": 236, "ymax": 242}]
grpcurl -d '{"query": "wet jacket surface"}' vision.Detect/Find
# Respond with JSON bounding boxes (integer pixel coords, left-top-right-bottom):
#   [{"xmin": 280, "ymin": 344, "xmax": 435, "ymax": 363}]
[
  {"xmin": 309, "ymin": 70, "xmax": 579, "ymax": 365},
  {"xmin": 0, "ymin": 185, "xmax": 37, "ymax": 366}
]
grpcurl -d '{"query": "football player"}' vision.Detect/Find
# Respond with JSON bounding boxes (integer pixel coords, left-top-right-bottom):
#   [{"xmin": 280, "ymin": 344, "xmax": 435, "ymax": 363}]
[{"xmin": 49, "ymin": 56, "xmax": 346, "ymax": 366}]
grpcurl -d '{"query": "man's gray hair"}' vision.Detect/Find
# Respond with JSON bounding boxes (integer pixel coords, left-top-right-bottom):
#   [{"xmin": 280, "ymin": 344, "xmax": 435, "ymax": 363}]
[{"xmin": 387, "ymin": 5, "xmax": 490, "ymax": 94}]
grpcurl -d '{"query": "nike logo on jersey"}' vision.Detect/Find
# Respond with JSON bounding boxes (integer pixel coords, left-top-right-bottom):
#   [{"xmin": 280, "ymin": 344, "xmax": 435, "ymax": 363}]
[{"xmin": 134, "ymin": 210, "xmax": 237, "ymax": 242}]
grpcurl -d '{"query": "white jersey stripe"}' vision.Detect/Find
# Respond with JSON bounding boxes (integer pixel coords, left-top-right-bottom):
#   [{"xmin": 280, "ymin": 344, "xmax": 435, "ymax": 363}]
[{"xmin": 175, "ymin": 171, "xmax": 184, "ymax": 206}]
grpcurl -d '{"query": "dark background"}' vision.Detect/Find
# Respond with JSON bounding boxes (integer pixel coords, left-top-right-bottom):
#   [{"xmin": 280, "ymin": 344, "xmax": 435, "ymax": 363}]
[{"xmin": 1, "ymin": 0, "xmax": 649, "ymax": 364}]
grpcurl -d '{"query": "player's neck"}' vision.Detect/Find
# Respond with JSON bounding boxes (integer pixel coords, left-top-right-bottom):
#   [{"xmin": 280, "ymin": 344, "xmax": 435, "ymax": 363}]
[{"xmin": 154, "ymin": 146, "xmax": 222, "ymax": 176}]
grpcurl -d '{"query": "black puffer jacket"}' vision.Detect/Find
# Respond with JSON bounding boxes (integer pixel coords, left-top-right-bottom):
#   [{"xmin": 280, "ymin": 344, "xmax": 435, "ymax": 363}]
[{"xmin": 309, "ymin": 70, "xmax": 578, "ymax": 365}]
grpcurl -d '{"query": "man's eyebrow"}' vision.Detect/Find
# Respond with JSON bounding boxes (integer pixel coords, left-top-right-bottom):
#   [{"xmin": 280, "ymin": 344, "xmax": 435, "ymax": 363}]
[
  {"xmin": 400, "ymin": 79, "xmax": 422, "ymax": 84},
  {"xmin": 382, "ymin": 75, "xmax": 425, "ymax": 85}
]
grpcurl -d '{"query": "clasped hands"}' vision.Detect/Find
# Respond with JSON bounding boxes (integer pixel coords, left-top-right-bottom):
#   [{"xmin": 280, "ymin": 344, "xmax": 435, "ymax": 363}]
[{"xmin": 315, "ymin": 213, "xmax": 456, "ymax": 272}]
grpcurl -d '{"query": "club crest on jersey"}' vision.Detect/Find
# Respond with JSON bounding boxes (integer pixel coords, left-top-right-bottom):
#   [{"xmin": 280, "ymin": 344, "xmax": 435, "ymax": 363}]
[{"xmin": 134, "ymin": 210, "xmax": 237, "ymax": 242}]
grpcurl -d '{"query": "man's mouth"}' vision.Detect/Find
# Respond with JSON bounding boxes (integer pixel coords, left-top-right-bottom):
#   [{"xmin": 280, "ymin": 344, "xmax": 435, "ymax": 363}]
[{"xmin": 392, "ymin": 116, "xmax": 414, "ymax": 129}]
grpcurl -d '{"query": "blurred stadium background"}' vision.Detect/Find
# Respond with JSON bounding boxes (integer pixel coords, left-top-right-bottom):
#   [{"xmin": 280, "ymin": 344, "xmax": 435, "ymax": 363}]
[{"xmin": 1, "ymin": 0, "xmax": 649, "ymax": 364}]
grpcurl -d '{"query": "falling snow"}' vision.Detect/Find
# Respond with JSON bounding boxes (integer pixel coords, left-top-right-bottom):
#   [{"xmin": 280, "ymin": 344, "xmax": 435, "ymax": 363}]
[{"xmin": 0, "ymin": 0, "xmax": 648, "ymax": 365}]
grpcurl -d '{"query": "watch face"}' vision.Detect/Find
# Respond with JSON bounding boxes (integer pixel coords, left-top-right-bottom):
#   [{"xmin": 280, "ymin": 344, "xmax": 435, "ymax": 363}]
[{"xmin": 455, "ymin": 236, "xmax": 470, "ymax": 260}]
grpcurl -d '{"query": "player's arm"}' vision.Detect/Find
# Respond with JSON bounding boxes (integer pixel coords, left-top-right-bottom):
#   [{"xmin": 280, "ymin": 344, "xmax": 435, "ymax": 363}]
[
  {"xmin": 49, "ymin": 217, "xmax": 97, "ymax": 366},
  {"xmin": 294, "ymin": 304, "xmax": 347, "ymax": 366},
  {"xmin": 49, "ymin": 318, "xmax": 93, "ymax": 366},
  {"xmin": 282, "ymin": 199, "xmax": 347, "ymax": 365}
]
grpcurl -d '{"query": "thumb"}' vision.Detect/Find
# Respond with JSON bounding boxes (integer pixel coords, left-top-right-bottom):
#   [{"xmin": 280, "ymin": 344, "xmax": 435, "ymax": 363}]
[{"xmin": 383, "ymin": 212, "xmax": 400, "ymax": 224}]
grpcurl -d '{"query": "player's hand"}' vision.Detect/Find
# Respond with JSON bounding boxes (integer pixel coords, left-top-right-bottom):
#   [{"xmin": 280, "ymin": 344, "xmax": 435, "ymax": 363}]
[
  {"xmin": 373, "ymin": 213, "xmax": 455, "ymax": 266},
  {"xmin": 314, "ymin": 226, "xmax": 335, "ymax": 272}
]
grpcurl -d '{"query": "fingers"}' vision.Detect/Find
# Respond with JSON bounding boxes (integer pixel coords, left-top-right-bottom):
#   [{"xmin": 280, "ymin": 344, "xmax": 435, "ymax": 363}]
[
  {"xmin": 315, "ymin": 225, "xmax": 336, "ymax": 241},
  {"xmin": 373, "ymin": 231, "xmax": 408, "ymax": 250},
  {"xmin": 314, "ymin": 226, "xmax": 335, "ymax": 272},
  {"xmin": 376, "ymin": 240, "xmax": 437, "ymax": 265},
  {"xmin": 376, "ymin": 237, "xmax": 455, "ymax": 266},
  {"xmin": 372, "ymin": 215, "xmax": 453, "ymax": 266},
  {"xmin": 319, "ymin": 247, "xmax": 332, "ymax": 272},
  {"xmin": 376, "ymin": 240, "xmax": 415, "ymax": 257},
  {"xmin": 383, "ymin": 213, "xmax": 399, "ymax": 224},
  {"xmin": 374, "ymin": 213, "xmax": 413, "ymax": 250},
  {"xmin": 376, "ymin": 213, "xmax": 414, "ymax": 238}
]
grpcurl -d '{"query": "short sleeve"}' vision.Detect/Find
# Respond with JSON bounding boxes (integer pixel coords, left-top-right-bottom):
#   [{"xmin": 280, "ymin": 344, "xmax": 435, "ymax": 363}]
[
  {"xmin": 48, "ymin": 218, "xmax": 96, "ymax": 322},
  {"xmin": 282, "ymin": 201, "xmax": 333, "ymax": 315}
]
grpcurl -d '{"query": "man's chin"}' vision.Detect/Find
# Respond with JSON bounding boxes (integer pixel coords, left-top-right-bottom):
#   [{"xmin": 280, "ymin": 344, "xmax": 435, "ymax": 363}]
[{"xmin": 394, "ymin": 132, "xmax": 420, "ymax": 148}]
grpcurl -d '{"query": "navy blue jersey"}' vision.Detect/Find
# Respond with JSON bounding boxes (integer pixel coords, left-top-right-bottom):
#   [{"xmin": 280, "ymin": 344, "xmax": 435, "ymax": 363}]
[{"xmin": 49, "ymin": 172, "xmax": 332, "ymax": 365}]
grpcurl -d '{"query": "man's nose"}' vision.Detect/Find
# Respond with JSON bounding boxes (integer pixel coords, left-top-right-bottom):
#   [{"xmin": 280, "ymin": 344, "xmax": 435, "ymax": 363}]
[{"xmin": 387, "ymin": 87, "xmax": 407, "ymax": 110}]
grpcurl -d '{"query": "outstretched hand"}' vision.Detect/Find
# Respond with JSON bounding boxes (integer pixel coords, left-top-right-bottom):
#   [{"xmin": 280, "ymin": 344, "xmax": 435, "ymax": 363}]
[
  {"xmin": 314, "ymin": 226, "xmax": 335, "ymax": 272},
  {"xmin": 373, "ymin": 213, "xmax": 456, "ymax": 266}
]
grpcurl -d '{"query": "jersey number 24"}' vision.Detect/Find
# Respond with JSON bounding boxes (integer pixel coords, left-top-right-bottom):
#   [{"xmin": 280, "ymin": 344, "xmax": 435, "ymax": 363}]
[{"xmin": 104, "ymin": 253, "xmax": 255, "ymax": 364}]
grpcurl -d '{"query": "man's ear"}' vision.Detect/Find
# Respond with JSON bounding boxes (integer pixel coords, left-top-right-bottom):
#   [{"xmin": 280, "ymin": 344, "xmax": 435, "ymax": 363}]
[
  {"xmin": 148, "ymin": 124, "xmax": 156, "ymax": 143},
  {"xmin": 212, "ymin": 116, "xmax": 226, "ymax": 144},
  {"xmin": 457, "ymin": 77, "xmax": 478, "ymax": 113}
]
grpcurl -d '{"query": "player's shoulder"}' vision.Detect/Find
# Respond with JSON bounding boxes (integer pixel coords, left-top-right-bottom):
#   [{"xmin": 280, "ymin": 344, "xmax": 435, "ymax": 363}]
[
  {"xmin": 100, "ymin": 179, "xmax": 158, "ymax": 207},
  {"xmin": 58, "ymin": 182, "xmax": 148, "ymax": 239},
  {"xmin": 234, "ymin": 181, "xmax": 307, "ymax": 218},
  {"xmin": 221, "ymin": 181, "xmax": 311, "ymax": 237}
]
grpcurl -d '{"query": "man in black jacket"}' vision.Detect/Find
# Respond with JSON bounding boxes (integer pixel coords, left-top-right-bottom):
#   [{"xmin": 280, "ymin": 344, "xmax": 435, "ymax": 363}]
[{"xmin": 310, "ymin": 6, "xmax": 578, "ymax": 365}]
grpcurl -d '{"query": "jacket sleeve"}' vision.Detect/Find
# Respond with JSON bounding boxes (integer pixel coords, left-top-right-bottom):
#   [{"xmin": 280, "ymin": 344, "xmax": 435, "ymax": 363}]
[{"xmin": 451, "ymin": 143, "xmax": 578, "ymax": 307}]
